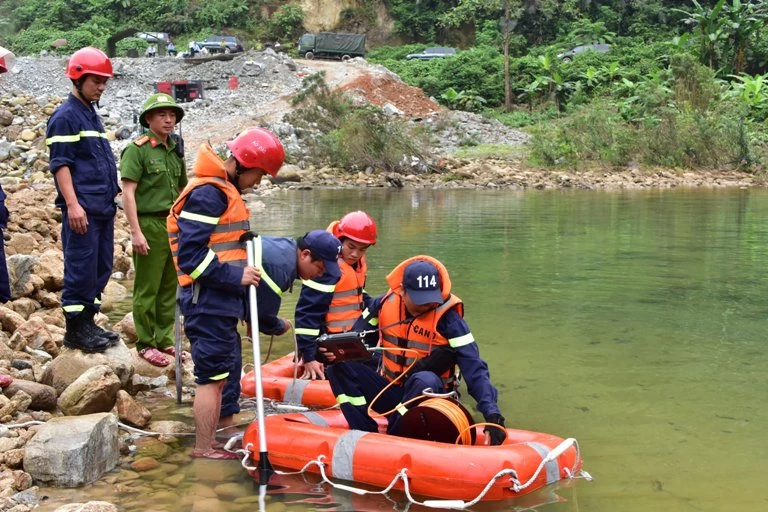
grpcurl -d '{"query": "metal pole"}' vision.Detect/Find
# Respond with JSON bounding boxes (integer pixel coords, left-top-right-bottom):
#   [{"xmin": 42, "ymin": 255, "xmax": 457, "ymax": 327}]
[
  {"xmin": 173, "ymin": 286, "xmax": 183, "ymax": 404},
  {"xmin": 245, "ymin": 237, "xmax": 273, "ymax": 483}
]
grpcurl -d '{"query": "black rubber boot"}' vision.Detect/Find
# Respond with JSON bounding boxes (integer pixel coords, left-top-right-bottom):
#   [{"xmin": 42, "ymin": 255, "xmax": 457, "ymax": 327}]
[
  {"xmin": 86, "ymin": 310, "xmax": 119, "ymax": 346},
  {"xmin": 63, "ymin": 315, "xmax": 111, "ymax": 353}
]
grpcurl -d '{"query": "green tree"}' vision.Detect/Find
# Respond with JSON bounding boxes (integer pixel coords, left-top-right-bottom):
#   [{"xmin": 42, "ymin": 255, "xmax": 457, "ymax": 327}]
[
  {"xmin": 269, "ymin": 4, "xmax": 304, "ymax": 41},
  {"xmin": 441, "ymin": 0, "xmax": 522, "ymax": 111},
  {"xmin": 675, "ymin": 0, "xmax": 768, "ymax": 74}
]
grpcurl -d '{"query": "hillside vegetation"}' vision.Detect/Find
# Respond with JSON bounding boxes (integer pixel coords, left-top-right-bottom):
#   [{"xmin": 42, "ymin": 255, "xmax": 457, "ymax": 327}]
[{"xmin": 1, "ymin": 0, "xmax": 767, "ymax": 173}]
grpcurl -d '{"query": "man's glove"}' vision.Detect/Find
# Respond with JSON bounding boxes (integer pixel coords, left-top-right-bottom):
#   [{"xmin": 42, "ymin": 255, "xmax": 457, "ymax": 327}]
[
  {"xmin": 483, "ymin": 413, "xmax": 507, "ymax": 446},
  {"xmin": 170, "ymin": 133, "xmax": 185, "ymax": 158}
]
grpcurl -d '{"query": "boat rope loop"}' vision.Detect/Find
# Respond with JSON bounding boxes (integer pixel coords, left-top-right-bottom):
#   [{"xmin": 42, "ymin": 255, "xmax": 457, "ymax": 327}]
[{"xmin": 511, "ymin": 437, "xmax": 582, "ymax": 493}]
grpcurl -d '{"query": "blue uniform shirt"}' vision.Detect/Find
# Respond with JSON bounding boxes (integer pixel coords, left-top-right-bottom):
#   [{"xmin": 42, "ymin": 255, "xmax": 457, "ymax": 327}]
[
  {"xmin": 294, "ymin": 270, "xmax": 338, "ymax": 362},
  {"xmin": 46, "ymin": 93, "xmax": 120, "ymax": 217},
  {"xmin": 256, "ymin": 236, "xmax": 300, "ymax": 335}
]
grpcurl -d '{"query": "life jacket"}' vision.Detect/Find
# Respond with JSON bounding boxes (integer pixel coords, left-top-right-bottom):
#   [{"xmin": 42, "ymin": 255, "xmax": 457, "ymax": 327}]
[
  {"xmin": 167, "ymin": 143, "xmax": 249, "ymax": 287},
  {"xmin": 378, "ymin": 255, "xmax": 462, "ymax": 389},
  {"xmin": 325, "ymin": 256, "xmax": 368, "ymax": 333}
]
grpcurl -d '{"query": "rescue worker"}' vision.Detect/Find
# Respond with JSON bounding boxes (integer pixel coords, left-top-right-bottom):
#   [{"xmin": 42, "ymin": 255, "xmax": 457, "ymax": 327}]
[
  {"xmin": 167, "ymin": 128, "xmax": 288, "ymax": 458},
  {"xmin": 218, "ymin": 230, "xmax": 342, "ymax": 435},
  {"xmin": 324, "ymin": 256, "xmax": 508, "ymax": 446},
  {"xmin": 0, "ymin": 46, "xmax": 14, "ymax": 303},
  {"xmin": 294, "ymin": 210, "xmax": 378, "ymax": 380},
  {"xmin": 120, "ymin": 93, "xmax": 187, "ymax": 366},
  {"xmin": 45, "ymin": 47, "xmax": 121, "ymax": 353}
]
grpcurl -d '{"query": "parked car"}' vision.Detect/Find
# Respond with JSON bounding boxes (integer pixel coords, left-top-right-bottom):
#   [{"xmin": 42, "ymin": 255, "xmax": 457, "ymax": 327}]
[
  {"xmin": 135, "ymin": 32, "xmax": 170, "ymax": 44},
  {"xmin": 558, "ymin": 43, "xmax": 611, "ymax": 62},
  {"xmin": 406, "ymin": 47, "xmax": 457, "ymax": 60},
  {"xmin": 198, "ymin": 35, "xmax": 245, "ymax": 54}
]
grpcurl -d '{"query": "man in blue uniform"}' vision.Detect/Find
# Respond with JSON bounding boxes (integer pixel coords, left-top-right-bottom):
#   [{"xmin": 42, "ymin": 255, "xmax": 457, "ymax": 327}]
[
  {"xmin": 324, "ymin": 257, "xmax": 507, "ymax": 446},
  {"xmin": 169, "ymin": 128, "xmax": 340, "ymax": 459},
  {"xmin": 218, "ymin": 231, "xmax": 342, "ymax": 434},
  {"xmin": 168, "ymin": 128, "xmax": 282, "ymax": 459},
  {"xmin": 45, "ymin": 47, "xmax": 121, "ymax": 352}
]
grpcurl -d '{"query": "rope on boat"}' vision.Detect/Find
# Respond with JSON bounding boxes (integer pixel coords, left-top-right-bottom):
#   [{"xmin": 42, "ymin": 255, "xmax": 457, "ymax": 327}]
[
  {"xmin": 239, "ymin": 440, "xmax": 591, "ymax": 509},
  {"xmin": 511, "ymin": 437, "xmax": 592, "ymax": 492}
]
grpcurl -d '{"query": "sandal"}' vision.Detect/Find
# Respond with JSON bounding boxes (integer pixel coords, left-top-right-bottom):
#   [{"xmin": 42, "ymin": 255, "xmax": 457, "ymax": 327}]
[
  {"xmin": 162, "ymin": 346, "xmax": 189, "ymax": 362},
  {"xmin": 139, "ymin": 347, "xmax": 170, "ymax": 367},
  {"xmin": 190, "ymin": 448, "xmax": 239, "ymax": 460}
]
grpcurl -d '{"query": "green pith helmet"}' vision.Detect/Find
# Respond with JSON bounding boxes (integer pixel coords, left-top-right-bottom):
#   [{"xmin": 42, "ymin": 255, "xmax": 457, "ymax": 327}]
[{"xmin": 139, "ymin": 93, "xmax": 185, "ymax": 128}]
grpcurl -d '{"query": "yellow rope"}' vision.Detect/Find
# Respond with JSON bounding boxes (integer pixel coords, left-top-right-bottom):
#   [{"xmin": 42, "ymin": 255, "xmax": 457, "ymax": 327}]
[{"xmin": 417, "ymin": 398, "xmax": 474, "ymax": 445}]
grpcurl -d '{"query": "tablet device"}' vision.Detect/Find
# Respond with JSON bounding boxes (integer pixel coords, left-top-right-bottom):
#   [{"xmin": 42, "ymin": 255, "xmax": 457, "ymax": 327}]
[{"xmin": 317, "ymin": 332, "xmax": 372, "ymax": 362}]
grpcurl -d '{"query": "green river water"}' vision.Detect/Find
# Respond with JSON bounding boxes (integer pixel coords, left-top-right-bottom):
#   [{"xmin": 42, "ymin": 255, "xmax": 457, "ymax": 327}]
[{"xmin": 38, "ymin": 187, "xmax": 768, "ymax": 511}]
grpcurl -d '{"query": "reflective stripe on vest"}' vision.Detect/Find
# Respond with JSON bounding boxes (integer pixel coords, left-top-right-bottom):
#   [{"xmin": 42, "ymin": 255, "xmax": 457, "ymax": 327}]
[
  {"xmin": 168, "ymin": 176, "xmax": 249, "ymax": 286},
  {"xmin": 325, "ymin": 257, "xmax": 367, "ymax": 333}
]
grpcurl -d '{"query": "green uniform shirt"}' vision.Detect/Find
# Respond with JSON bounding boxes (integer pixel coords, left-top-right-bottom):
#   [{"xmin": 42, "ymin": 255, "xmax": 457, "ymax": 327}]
[{"xmin": 120, "ymin": 131, "xmax": 187, "ymax": 213}]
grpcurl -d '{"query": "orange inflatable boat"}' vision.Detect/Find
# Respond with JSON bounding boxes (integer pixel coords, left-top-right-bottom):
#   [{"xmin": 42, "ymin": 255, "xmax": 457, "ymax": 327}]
[
  {"xmin": 242, "ymin": 409, "xmax": 584, "ymax": 503},
  {"xmin": 240, "ymin": 353, "xmax": 336, "ymax": 408}
]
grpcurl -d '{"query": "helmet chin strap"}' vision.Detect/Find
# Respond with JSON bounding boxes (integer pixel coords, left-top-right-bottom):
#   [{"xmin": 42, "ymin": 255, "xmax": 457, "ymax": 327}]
[
  {"xmin": 72, "ymin": 76, "xmax": 101, "ymax": 109},
  {"xmin": 233, "ymin": 160, "xmax": 247, "ymax": 192}
]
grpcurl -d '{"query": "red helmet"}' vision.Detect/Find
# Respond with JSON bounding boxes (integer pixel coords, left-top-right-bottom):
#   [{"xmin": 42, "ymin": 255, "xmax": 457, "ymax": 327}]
[
  {"xmin": 225, "ymin": 128, "xmax": 285, "ymax": 177},
  {"xmin": 66, "ymin": 47, "xmax": 113, "ymax": 80},
  {"xmin": 336, "ymin": 211, "xmax": 377, "ymax": 245}
]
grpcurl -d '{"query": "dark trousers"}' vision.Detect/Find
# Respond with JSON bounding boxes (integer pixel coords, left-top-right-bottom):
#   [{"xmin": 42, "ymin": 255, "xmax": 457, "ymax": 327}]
[
  {"xmin": 326, "ymin": 361, "xmax": 445, "ymax": 435},
  {"xmin": 184, "ymin": 313, "xmax": 239, "ymax": 385},
  {"xmin": 61, "ymin": 212, "xmax": 114, "ymax": 318},
  {"xmin": 221, "ymin": 336, "xmax": 243, "ymax": 417}
]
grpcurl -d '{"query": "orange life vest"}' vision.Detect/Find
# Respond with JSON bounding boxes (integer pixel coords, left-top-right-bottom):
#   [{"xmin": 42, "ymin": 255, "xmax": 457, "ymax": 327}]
[
  {"xmin": 325, "ymin": 256, "xmax": 368, "ymax": 333},
  {"xmin": 378, "ymin": 256, "xmax": 462, "ymax": 388},
  {"xmin": 167, "ymin": 143, "xmax": 250, "ymax": 287}
]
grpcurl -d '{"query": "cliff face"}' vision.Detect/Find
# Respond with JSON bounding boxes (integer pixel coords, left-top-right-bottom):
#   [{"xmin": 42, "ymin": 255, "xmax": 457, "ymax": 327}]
[{"xmin": 298, "ymin": 0, "xmax": 396, "ymax": 43}]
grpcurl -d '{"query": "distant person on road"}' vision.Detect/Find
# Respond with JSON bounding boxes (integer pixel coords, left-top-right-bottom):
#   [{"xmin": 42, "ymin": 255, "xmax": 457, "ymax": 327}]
[
  {"xmin": 120, "ymin": 93, "xmax": 187, "ymax": 367},
  {"xmin": 188, "ymin": 40, "xmax": 201, "ymax": 57},
  {"xmin": 145, "ymin": 44, "xmax": 157, "ymax": 58},
  {"xmin": 167, "ymin": 41, "xmax": 177, "ymax": 57},
  {"xmin": 45, "ymin": 47, "xmax": 121, "ymax": 353}
]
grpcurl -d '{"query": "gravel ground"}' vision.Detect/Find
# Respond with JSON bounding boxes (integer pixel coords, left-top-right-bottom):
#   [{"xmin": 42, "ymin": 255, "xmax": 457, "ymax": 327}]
[{"xmin": 1, "ymin": 51, "xmax": 530, "ymax": 165}]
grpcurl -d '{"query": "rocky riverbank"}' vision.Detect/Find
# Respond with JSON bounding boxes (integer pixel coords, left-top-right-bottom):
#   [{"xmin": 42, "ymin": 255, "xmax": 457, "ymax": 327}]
[{"xmin": 0, "ymin": 50, "xmax": 764, "ymax": 512}]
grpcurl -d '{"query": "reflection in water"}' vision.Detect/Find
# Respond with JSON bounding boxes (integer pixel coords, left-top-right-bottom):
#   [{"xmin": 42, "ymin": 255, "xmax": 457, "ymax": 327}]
[{"xmin": 40, "ymin": 188, "xmax": 768, "ymax": 512}]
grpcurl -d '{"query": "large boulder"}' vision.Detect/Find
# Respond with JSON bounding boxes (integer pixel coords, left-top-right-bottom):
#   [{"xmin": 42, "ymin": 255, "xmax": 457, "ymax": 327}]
[
  {"xmin": 40, "ymin": 342, "xmax": 134, "ymax": 394},
  {"xmin": 57, "ymin": 365, "xmax": 121, "ymax": 416},
  {"xmin": 23, "ymin": 413, "xmax": 119, "ymax": 487}
]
